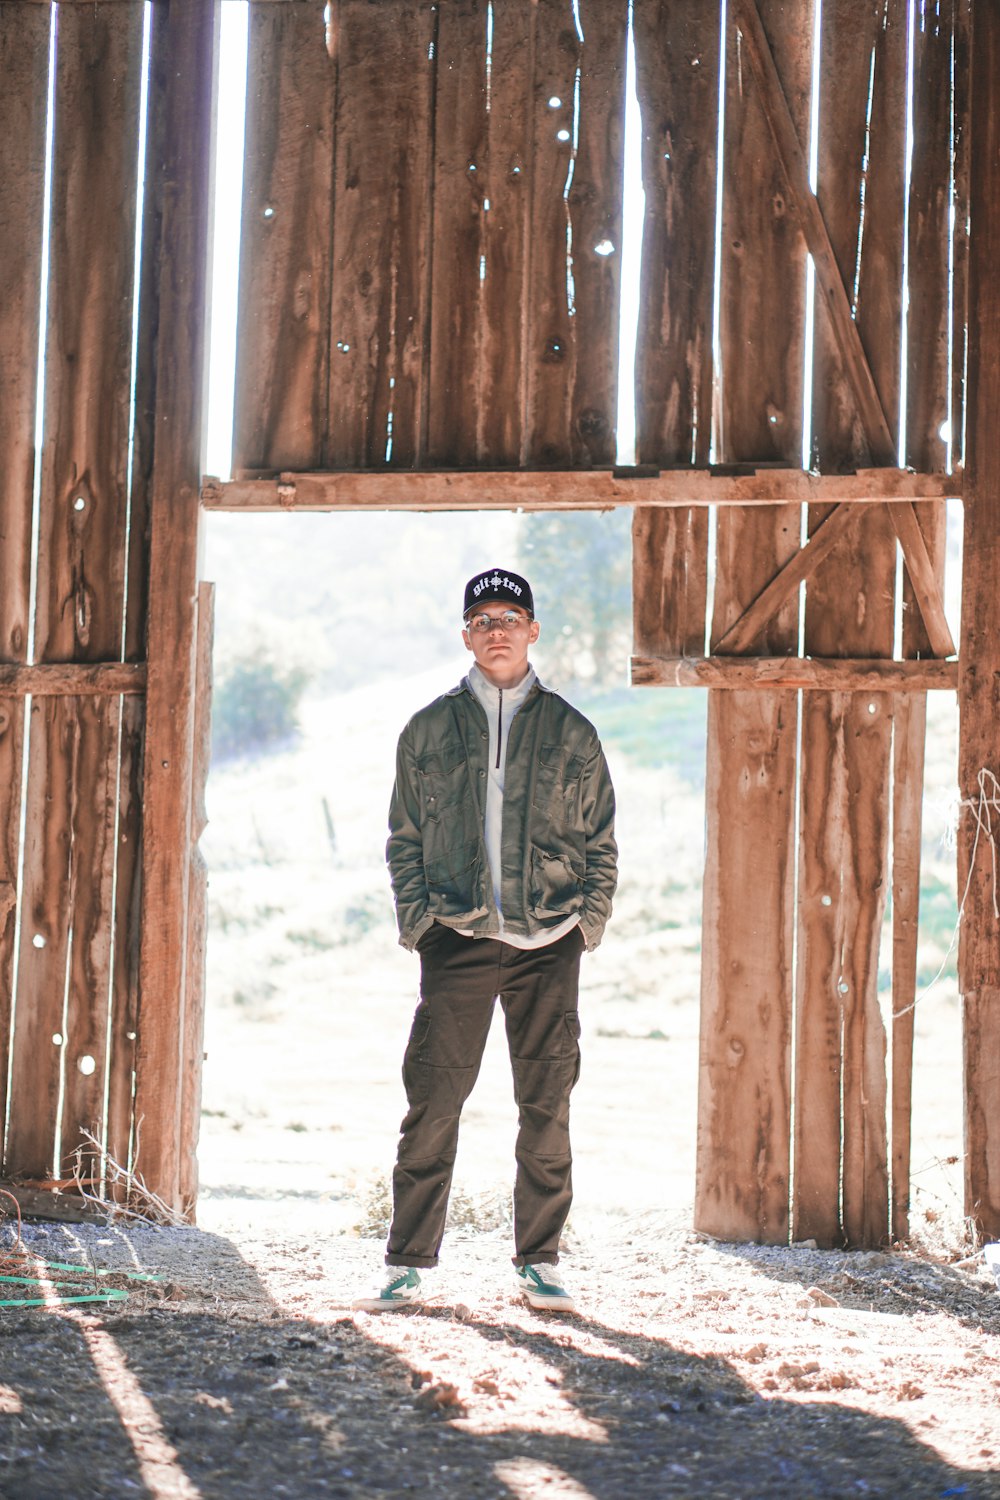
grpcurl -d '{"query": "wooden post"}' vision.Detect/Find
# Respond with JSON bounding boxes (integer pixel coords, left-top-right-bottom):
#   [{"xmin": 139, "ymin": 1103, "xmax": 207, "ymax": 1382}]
[
  {"xmin": 959, "ymin": 0, "xmax": 1000, "ymax": 1239},
  {"xmin": 133, "ymin": 0, "xmax": 216, "ymax": 1215},
  {"xmin": 0, "ymin": 2, "xmax": 50, "ymax": 1164},
  {"xmin": 179, "ymin": 583, "xmax": 214, "ymax": 1218},
  {"xmin": 695, "ymin": 0, "xmax": 811, "ymax": 1245}
]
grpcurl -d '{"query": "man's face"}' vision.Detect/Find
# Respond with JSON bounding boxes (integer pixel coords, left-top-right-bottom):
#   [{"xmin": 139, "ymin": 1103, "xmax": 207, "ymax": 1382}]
[{"xmin": 462, "ymin": 603, "xmax": 540, "ymax": 686}]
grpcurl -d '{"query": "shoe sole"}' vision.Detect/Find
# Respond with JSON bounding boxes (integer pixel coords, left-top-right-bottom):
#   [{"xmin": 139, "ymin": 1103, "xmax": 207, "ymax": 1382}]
[
  {"xmin": 351, "ymin": 1296, "xmax": 423, "ymax": 1313},
  {"xmin": 516, "ymin": 1286, "xmax": 577, "ymax": 1313}
]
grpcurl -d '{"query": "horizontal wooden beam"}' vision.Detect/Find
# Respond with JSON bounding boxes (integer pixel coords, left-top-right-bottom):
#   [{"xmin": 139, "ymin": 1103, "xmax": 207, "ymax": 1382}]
[
  {"xmin": 202, "ymin": 467, "xmax": 959, "ymax": 512},
  {"xmin": 0, "ymin": 1181, "xmax": 107, "ymax": 1224},
  {"xmin": 630, "ymin": 655, "xmax": 959, "ymax": 692},
  {"xmin": 0, "ymin": 663, "xmax": 146, "ymax": 698}
]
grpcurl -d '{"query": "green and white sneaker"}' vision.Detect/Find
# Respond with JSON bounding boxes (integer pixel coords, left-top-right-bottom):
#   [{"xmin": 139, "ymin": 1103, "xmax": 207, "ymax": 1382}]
[
  {"xmin": 352, "ymin": 1267, "xmax": 424, "ymax": 1313},
  {"xmin": 514, "ymin": 1263, "xmax": 577, "ymax": 1312}
]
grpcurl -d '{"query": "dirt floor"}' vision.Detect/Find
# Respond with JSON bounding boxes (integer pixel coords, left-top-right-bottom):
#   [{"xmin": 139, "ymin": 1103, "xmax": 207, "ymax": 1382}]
[
  {"xmin": 1, "ymin": 1204, "xmax": 999, "ymax": 1499},
  {"xmin": 2, "ymin": 671, "xmax": 985, "ymax": 1498}
]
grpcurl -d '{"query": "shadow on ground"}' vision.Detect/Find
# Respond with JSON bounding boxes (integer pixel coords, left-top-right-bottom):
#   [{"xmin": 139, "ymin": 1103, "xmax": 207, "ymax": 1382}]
[
  {"xmin": 715, "ymin": 1239, "xmax": 1000, "ymax": 1337},
  {"xmin": 0, "ymin": 1224, "xmax": 995, "ymax": 1500}
]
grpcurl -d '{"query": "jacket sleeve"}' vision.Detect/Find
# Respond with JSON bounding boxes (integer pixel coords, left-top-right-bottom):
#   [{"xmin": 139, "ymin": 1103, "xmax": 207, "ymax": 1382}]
[
  {"xmin": 386, "ymin": 727, "xmax": 434, "ymax": 951},
  {"xmin": 578, "ymin": 740, "xmax": 618, "ymax": 950}
]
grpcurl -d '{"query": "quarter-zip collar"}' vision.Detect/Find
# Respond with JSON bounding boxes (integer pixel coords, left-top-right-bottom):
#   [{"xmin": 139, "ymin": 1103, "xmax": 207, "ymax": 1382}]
[{"xmin": 467, "ymin": 662, "xmax": 535, "ymax": 779}]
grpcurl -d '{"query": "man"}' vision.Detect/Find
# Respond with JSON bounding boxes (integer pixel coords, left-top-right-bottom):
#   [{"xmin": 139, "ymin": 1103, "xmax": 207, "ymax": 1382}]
[{"xmin": 354, "ymin": 568, "xmax": 617, "ymax": 1313}]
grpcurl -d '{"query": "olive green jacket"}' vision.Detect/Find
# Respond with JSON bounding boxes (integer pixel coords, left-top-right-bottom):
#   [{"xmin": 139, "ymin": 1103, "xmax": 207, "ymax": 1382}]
[{"xmin": 387, "ymin": 675, "xmax": 617, "ymax": 952}]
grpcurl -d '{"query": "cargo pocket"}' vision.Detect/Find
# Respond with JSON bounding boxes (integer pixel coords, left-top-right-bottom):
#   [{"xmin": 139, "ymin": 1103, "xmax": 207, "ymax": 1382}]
[
  {"xmin": 564, "ymin": 1010, "xmax": 582, "ymax": 1089},
  {"xmin": 401, "ymin": 1008, "xmax": 432, "ymax": 1105}
]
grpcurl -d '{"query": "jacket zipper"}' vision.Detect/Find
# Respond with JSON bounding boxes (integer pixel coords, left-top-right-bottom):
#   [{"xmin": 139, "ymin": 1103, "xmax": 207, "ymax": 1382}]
[{"xmin": 496, "ymin": 688, "xmax": 502, "ymax": 770}]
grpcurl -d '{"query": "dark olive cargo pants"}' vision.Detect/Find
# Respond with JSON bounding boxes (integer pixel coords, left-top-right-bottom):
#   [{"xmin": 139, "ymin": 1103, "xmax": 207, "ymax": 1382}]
[{"xmin": 385, "ymin": 922, "xmax": 585, "ymax": 1269}]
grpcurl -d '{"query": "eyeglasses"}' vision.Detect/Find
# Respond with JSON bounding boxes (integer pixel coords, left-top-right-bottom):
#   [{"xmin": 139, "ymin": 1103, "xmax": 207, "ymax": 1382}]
[{"xmin": 464, "ymin": 610, "xmax": 533, "ymax": 635}]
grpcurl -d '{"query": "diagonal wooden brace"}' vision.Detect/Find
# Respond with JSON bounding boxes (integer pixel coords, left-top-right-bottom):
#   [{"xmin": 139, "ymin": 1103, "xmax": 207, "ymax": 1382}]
[
  {"xmin": 713, "ymin": 502, "xmax": 862, "ymax": 654},
  {"xmin": 732, "ymin": 0, "xmax": 955, "ymax": 661}
]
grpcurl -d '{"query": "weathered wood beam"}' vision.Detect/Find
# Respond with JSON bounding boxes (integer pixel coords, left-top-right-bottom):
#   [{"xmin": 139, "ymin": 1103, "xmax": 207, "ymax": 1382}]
[
  {"xmin": 733, "ymin": 0, "xmax": 956, "ymax": 666},
  {"xmin": 887, "ymin": 500, "xmax": 957, "ymax": 657},
  {"xmin": 712, "ymin": 502, "xmax": 861, "ymax": 655},
  {"xmin": 202, "ymin": 467, "xmax": 957, "ymax": 513},
  {"xmin": 630, "ymin": 655, "xmax": 958, "ymax": 692},
  {"xmin": 959, "ymin": 0, "xmax": 1000, "ymax": 1239},
  {"xmin": 0, "ymin": 1182, "xmax": 107, "ymax": 1225},
  {"xmin": 0, "ymin": 664, "xmax": 146, "ymax": 698},
  {"xmin": 178, "ymin": 583, "xmax": 214, "ymax": 1220},
  {"xmin": 0, "ymin": 0, "xmax": 49, "ymax": 1170},
  {"xmin": 134, "ymin": 0, "xmax": 216, "ymax": 1218}
]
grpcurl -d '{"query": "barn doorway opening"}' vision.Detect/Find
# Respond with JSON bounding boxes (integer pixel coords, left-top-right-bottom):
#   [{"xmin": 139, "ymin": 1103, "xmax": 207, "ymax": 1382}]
[{"xmin": 195, "ymin": 506, "xmax": 707, "ymax": 1244}]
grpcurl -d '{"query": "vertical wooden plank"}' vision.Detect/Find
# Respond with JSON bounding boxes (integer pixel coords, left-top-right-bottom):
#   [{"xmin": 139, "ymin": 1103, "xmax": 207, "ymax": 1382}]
[
  {"xmin": 0, "ymin": 2, "xmax": 50, "ymax": 1162},
  {"xmin": 179, "ymin": 583, "xmax": 214, "ymax": 1218},
  {"xmin": 523, "ymin": 0, "xmax": 627, "ymax": 466},
  {"xmin": 105, "ymin": 695, "xmax": 143, "ymax": 1196},
  {"xmin": 959, "ymin": 0, "xmax": 1000, "ymax": 1238},
  {"xmin": 633, "ymin": 0, "xmax": 717, "ymax": 470},
  {"xmin": 696, "ymin": 0, "xmax": 811, "ymax": 1244},
  {"xmin": 5, "ymin": 2, "xmax": 144, "ymax": 1184},
  {"xmin": 631, "ymin": 0, "xmax": 719, "ymax": 660},
  {"xmin": 519, "ymin": 0, "xmax": 576, "ymax": 467},
  {"xmin": 325, "ymin": 0, "xmax": 436, "ymax": 468},
  {"xmin": 32, "ymin": 1, "xmax": 142, "ymax": 671},
  {"xmin": 425, "ymin": 0, "xmax": 538, "ymax": 467},
  {"xmin": 889, "ymin": 3, "xmax": 956, "ymax": 1242},
  {"xmin": 425, "ymin": 0, "xmax": 491, "ymax": 466},
  {"xmin": 5, "ymin": 700, "xmax": 73, "ymax": 1178},
  {"xmin": 233, "ymin": 0, "xmax": 335, "ymax": 475},
  {"xmin": 794, "ymin": 0, "xmax": 905, "ymax": 1249},
  {"xmin": 134, "ymin": 0, "xmax": 216, "ymax": 1214},
  {"xmin": 890, "ymin": 691, "xmax": 923, "ymax": 1242},
  {"xmin": 58, "ymin": 698, "xmax": 122, "ymax": 1186},
  {"xmin": 478, "ymin": 3, "xmax": 535, "ymax": 465}
]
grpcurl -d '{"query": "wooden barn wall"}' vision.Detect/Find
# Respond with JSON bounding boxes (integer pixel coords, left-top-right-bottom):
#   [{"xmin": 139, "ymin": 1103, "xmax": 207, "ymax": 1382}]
[
  {"xmin": 0, "ymin": 1, "xmax": 147, "ymax": 1192},
  {"xmin": 0, "ymin": 0, "xmax": 968, "ymax": 1224},
  {"xmin": 233, "ymin": 0, "xmax": 628, "ymax": 474},
  {"xmin": 0, "ymin": 0, "xmax": 214, "ymax": 1215},
  {"xmin": 687, "ymin": 0, "xmax": 963, "ymax": 1248}
]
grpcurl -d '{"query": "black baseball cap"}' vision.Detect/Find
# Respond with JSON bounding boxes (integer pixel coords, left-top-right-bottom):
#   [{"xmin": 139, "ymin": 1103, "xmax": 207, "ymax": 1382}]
[{"xmin": 463, "ymin": 569, "xmax": 534, "ymax": 617}]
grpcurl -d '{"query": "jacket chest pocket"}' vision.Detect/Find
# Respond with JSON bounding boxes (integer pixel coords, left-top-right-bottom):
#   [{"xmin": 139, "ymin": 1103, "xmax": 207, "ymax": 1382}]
[
  {"xmin": 531, "ymin": 743, "xmax": 586, "ymax": 818},
  {"xmin": 416, "ymin": 742, "xmax": 469, "ymax": 820}
]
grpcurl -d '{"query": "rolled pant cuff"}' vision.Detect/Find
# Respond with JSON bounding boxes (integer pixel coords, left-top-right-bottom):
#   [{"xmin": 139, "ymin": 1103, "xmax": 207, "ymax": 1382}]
[
  {"xmin": 385, "ymin": 1253, "xmax": 439, "ymax": 1269},
  {"xmin": 512, "ymin": 1253, "xmax": 559, "ymax": 1268}
]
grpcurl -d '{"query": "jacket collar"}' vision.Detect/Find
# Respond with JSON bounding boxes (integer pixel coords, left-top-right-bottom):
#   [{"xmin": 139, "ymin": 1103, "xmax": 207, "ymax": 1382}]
[{"xmin": 446, "ymin": 668, "xmax": 553, "ymax": 699}]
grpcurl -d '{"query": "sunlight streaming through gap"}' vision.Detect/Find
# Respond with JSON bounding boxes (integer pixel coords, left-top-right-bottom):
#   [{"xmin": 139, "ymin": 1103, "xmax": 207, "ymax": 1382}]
[
  {"xmin": 204, "ymin": 1, "xmax": 249, "ymax": 480},
  {"xmin": 894, "ymin": 0, "xmax": 918, "ymax": 660},
  {"xmin": 122, "ymin": 2, "xmax": 152, "ymax": 659},
  {"xmin": 944, "ymin": 3, "xmax": 956, "ymax": 476},
  {"xmin": 563, "ymin": 63, "xmax": 582, "ymax": 318},
  {"xmin": 898, "ymin": 0, "xmax": 917, "ymax": 465},
  {"xmin": 801, "ymin": 0, "xmax": 824, "ymax": 478},
  {"xmin": 614, "ymin": 3, "xmax": 643, "ymax": 467}
]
